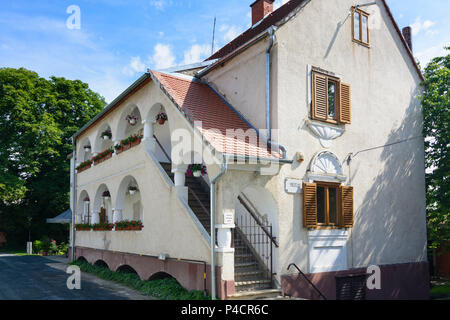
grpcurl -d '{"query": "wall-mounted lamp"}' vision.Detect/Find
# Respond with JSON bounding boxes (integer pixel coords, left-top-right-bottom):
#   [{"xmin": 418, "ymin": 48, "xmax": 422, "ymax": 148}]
[{"xmin": 296, "ymin": 152, "xmax": 305, "ymax": 163}]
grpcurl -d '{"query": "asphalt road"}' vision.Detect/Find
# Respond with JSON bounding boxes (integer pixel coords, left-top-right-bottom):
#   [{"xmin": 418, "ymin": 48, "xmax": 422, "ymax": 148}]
[{"xmin": 0, "ymin": 254, "xmax": 154, "ymax": 300}]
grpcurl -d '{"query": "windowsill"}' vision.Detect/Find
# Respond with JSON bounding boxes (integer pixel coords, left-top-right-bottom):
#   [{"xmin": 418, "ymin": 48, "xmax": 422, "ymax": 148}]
[{"xmin": 352, "ymin": 39, "xmax": 370, "ymax": 48}]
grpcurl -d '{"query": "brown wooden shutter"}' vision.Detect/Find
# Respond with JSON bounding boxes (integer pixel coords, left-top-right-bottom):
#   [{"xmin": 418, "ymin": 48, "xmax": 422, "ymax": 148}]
[
  {"xmin": 303, "ymin": 183, "xmax": 318, "ymax": 229},
  {"xmin": 312, "ymin": 73, "xmax": 328, "ymax": 121},
  {"xmin": 339, "ymin": 83, "xmax": 351, "ymax": 124},
  {"xmin": 339, "ymin": 186, "xmax": 354, "ymax": 228}
]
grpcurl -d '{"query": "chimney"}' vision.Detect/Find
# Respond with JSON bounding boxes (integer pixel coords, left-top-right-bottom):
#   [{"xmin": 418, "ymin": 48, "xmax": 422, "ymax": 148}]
[
  {"xmin": 402, "ymin": 26, "xmax": 413, "ymax": 52},
  {"xmin": 250, "ymin": 0, "xmax": 275, "ymax": 26}
]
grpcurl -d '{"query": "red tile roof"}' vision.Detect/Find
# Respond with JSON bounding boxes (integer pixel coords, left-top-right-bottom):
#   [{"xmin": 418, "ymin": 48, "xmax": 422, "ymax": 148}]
[
  {"xmin": 150, "ymin": 71, "xmax": 283, "ymax": 160},
  {"xmin": 205, "ymin": 0, "xmax": 423, "ymax": 81}
]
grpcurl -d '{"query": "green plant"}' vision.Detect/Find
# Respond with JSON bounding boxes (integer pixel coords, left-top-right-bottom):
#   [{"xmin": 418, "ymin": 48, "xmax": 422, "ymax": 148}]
[
  {"xmin": 70, "ymin": 260, "xmax": 209, "ymax": 300},
  {"xmin": 75, "ymin": 223, "xmax": 92, "ymax": 231},
  {"xmin": 41, "ymin": 240, "xmax": 51, "ymax": 253},
  {"xmin": 101, "ymin": 130, "xmax": 112, "ymax": 139},
  {"xmin": 93, "ymin": 148, "xmax": 113, "ymax": 162},
  {"xmin": 57, "ymin": 242, "xmax": 69, "ymax": 255},
  {"xmin": 115, "ymin": 220, "xmax": 143, "ymax": 230},
  {"xmin": 92, "ymin": 222, "xmax": 114, "ymax": 231},
  {"xmin": 32, "ymin": 240, "xmax": 43, "ymax": 253},
  {"xmin": 76, "ymin": 159, "xmax": 93, "ymax": 171}
]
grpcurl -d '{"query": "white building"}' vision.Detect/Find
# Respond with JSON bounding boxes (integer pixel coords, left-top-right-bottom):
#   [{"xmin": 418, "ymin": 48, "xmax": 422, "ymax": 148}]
[{"xmin": 69, "ymin": 0, "xmax": 429, "ymax": 300}]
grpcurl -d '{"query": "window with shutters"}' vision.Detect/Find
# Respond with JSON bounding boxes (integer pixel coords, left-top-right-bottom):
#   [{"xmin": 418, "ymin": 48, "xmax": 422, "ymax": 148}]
[
  {"xmin": 311, "ymin": 70, "xmax": 351, "ymax": 125},
  {"xmin": 352, "ymin": 7, "xmax": 370, "ymax": 46},
  {"xmin": 303, "ymin": 182, "xmax": 354, "ymax": 229}
]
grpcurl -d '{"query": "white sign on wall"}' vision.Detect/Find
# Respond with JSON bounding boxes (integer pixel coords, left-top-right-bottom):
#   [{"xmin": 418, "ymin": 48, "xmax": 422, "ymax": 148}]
[
  {"xmin": 224, "ymin": 212, "xmax": 234, "ymax": 225},
  {"xmin": 285, "ymin": 179, "xmax": 303, "ymax": 194}
]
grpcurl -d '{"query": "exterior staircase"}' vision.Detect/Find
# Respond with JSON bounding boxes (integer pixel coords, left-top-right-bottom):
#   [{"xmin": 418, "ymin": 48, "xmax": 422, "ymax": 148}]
[{"xmin": 159, "ymin": 161, "xmax": 280, "ymax": 299}]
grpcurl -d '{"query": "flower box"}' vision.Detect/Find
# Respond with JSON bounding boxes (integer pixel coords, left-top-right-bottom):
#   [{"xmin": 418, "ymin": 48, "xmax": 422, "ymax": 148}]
[
  {"xmin": 115, "ymin": 226, "xmax": 143, "ymax": 231},
  {"xmin": 114, "ymin": 220, "xmax": 143, "ymax": 231},
  {"xmin": 115, "ymin": 134, "xmax": 143, "ymax": 155},
  {"xmin": 93, "ymin": 149, "xmax": 114, "ymax": 165},
  {"xmin": 92, "ymin": 223, "xmax": 114, "ymax": 231},
  {"xmin": 76, "ymin": 160, "xmax": 93, "ymax": 173},
  {"xmin": 75, "ymin": 224, "xmax": 92, "ymax": 231}
]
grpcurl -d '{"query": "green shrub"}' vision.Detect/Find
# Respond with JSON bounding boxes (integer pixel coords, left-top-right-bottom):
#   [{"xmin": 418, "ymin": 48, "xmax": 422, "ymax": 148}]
[
  {"xmin": 32, "ymin": 240, "xmax": 43, "ymax": 253},
  {"xmin": 70, "ymin": 260, "xmax": 209, "ymax": 300}
]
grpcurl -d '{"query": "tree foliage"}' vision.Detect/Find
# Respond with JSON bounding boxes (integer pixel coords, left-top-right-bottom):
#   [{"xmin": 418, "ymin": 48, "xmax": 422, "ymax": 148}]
[
  {"xmin": 421, "ymin": 48, "xmax": 450, "ymax": 250},
  {"xmin": 0, "ymin": 68, "xmax": 106, "ymax": 246}
]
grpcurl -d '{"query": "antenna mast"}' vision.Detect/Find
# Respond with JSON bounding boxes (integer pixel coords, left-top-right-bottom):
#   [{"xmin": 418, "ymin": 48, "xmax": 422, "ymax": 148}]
[{"xmin": 211, "ymin": 16, "xmax": 216, "ymax": 55}]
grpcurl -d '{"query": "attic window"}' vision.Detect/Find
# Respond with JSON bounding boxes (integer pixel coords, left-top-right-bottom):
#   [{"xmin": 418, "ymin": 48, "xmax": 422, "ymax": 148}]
[{"xmin": 352, "ymin": 7, "xmax": 370, "ymax": 46}]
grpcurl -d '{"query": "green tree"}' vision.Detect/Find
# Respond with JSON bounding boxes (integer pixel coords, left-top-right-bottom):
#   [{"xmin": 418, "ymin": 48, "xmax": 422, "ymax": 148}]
[
  {"xmin": 0, "ymin": 68, "xmax": 106, "ymax": 246},
  {"xmin": 421, "ymin": 48, "xmax": 450, "ymax": 250}
]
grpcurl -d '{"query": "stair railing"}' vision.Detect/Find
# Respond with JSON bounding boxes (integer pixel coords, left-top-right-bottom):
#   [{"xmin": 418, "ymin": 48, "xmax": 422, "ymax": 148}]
[
  {"xmin": 153, "ymin": 134, "xmax": 171, "ymax": 163},
  {"xmin": 287, "ymin": 263, "xmax": 327, "ymax": 300},
  {"xmin": 236, "ymin": 194, "xmax": 279, "ymax": 284}
]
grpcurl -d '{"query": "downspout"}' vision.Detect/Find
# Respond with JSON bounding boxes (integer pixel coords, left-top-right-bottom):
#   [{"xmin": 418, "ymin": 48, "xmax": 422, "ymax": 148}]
[
  {"xmin": 71, "ymin": 138, "xmax": 77, "ymax": 263},
  {"xmin": 266, "ymin": 26, "xmax": 276, "ymax": 144},
  {"xmin": 210, "ymin": 155, "xmax": 228, "ymax": 300}
]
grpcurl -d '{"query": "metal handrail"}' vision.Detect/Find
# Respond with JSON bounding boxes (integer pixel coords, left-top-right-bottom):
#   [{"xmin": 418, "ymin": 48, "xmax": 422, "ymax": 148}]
[
  {"xmin": 153, "ymin": 134, "xmax": 171, "ymax": 163},
  {"xmin": 287, "ymin": 263, "xmax": 327, "ymax": 300},
  {"xmin": 237, "ymin": 195, "xmax": 279, "ymax": 248}
]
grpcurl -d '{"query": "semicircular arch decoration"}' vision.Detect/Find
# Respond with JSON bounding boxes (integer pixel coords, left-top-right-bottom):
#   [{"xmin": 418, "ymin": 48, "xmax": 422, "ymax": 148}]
[{"xmin": 308, "ymin": 151, "xmax": 346, "ymax": 182}]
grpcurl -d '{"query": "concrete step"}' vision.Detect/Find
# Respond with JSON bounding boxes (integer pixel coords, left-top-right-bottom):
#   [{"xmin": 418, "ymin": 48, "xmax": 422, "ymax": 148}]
[
  {"xmin": 235, "ymin": 279, "xmax": 272, "ymax": 287},
  {"xmin": 227, "ymin": 289, "xmax": 283, "ymax": 300},
  {"xmin": 234, "ymin": 261, "xmax": 259, "ymax": 268}
]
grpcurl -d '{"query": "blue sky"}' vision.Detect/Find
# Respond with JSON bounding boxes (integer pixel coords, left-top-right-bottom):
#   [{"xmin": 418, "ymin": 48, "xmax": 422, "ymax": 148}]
[{"xmin": 0, "ymin": 0, "xmax": 448, "ymax": 102}]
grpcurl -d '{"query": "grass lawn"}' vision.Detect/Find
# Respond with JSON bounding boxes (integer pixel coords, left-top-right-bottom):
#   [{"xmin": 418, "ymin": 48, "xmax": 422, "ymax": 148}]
[
  {"xmin": 71, "ymin": 259, "xmax": 210, "ymax": 300},
  {"xmin": 0, "ymin": 248, "xmax": 37, "ymax": 256},
  {"xmin": 430, "ymin": 280, "xmax": 450, "ymax": 300}
]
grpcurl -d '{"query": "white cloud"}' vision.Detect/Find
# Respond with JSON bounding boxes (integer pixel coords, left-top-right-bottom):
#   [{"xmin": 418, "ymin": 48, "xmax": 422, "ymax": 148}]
[
  {"xmin": 149, "ymin": 0, "xmax": 172, "ymax": 11},
  {"xmin": 183, "ymin": 44, "xmax": 211, "ymax": 65},
  {"xmin": 122, "ymin": 56, "xmax": 146, "ymax": 76},
  {"xmin": 411, "ymin": 17, "xmax": 436, "ymax": 36},
  {"xmin": 150, "ymin": 43, "xmax": 176, "ymax": 70},
  {"xmin": 219, "ymin": 24, "xmax": 243, "ymax": 43}
]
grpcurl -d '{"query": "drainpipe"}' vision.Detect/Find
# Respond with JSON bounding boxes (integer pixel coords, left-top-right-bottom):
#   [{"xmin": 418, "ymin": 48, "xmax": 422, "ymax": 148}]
[
  {"xmin": 266, "ymin": 26, "xmax": 276, "ymax": 144},
  {"xmin": 71, "ymin": 137, "xmax": 77, "ymax": 263},
  {"xmin": 210, "ymin": 155, "xmax": 228, "ymax": 300}
]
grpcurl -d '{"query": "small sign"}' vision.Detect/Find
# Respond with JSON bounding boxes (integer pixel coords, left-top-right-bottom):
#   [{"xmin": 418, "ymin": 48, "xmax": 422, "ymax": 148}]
[
  {"xmin": 285, "ymin": 179, "xmax": 303, "ymax": 194},
  {"xmin": 224, "ymin": 212, "xmax": 234, "ymax": 225}
]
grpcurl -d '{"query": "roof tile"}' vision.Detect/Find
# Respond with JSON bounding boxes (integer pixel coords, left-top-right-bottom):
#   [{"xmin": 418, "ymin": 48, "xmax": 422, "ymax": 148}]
[{"xmin": 151, "ymin": 71, "xmax": 282, "ymax": 160}]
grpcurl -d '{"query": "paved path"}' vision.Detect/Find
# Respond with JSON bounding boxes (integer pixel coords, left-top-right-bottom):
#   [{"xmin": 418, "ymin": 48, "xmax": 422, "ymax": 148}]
[{"xmin": 0, "ymin": 254, "xmax": 154, "ymax": 300}]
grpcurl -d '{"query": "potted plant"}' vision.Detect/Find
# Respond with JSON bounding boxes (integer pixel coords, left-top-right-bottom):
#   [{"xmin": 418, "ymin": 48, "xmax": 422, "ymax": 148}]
[
  {"xmin": 128, "ymin": 186, "xmax": 138, "ymax": 195},
  {"xmin": 101, "ymin": 129, "xmax": 112, "ymax": 140},
  {"xmin": 126, "ymin": 114, "xmax": 139, "ymax": 126},
  {"xmin": 41, "ymin": 240, "xmax": 51, "ymax": 256},
  {"xmin": 92, "ymin": 223, "xmax": 114, "ymax": 231},
  {"xmin": 93, "ymin": 148, "xmax": 114, "ymax": 165},
  {"xmin": 84, "ymin": 145, "xmax": 92, "ymax": 153},
  {"xmin": 75, "ymin": 223, "xmax": 92, "ymax": 231},
  {"xmin": 187, "ymin": 164, "xmax": 207, "ymax": 178},
  {"xmin": 115, "ymin": 220, "xmax": 143, "ymax": 231},
  {"xmin": 156, "ymin": 112, "xmax": 168, "ymax": 125},
  {"xmin": 129, "ymin": 134, "xmax": 143, "ymax": 148},
  {"xmin": 76, "ymin": 159, "xmax": 93, "ymax": 173},
  {"xmin": 102, "ymin": 190, "xmax": 111, "ymax": 200}
]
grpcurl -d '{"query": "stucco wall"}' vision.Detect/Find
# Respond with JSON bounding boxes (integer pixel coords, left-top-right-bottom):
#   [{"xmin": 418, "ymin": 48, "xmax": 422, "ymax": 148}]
[
  {"xmin": 274, "ymin": 0, "xmax": 427, "ymax": 274},
  {"xmin": 206, "ymin": 0, "xmax": 427, "ymax": 279},
  {"xmin": 74, "ymin": 81, "xmax": 215, "ymax": 264}
]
